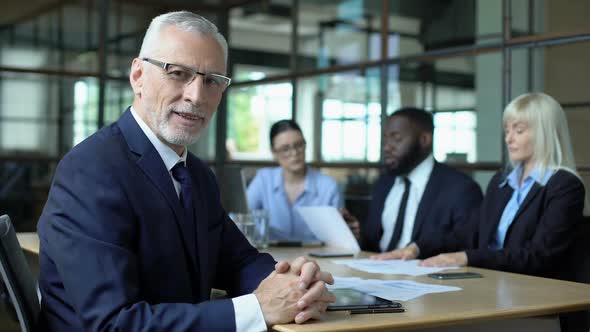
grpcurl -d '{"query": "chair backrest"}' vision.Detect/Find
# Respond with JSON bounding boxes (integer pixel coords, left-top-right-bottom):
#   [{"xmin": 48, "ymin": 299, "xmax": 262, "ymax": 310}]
[
  {"xmin": 218, "ymin": 165, "xmax": 250, "ymax": 214},
  {"xmin": 567, "ymin": 217, "xmax": 590, "ymax": 283},
  {"xmin": 0, "ymin": 215, "xmax": 39, "ymax": 332},
  {"xmin": 558, "ymin": 217, "xmax": 590, "ymax": 332}
]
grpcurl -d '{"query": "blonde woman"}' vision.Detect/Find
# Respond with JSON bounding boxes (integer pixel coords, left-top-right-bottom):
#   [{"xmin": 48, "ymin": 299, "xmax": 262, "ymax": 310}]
[{"xmin": 373, "ymin": 92, "xmax": 586, "ymax": 278}]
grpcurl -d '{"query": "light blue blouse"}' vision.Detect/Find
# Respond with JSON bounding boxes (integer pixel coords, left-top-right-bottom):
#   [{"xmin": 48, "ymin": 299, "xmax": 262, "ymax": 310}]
[
  {"xmin": 246, "ymin": 167, "xmax": 343, "ymax": 241},
  {"xmin": 490, "ymin": 165, "xmax": 554, "ymax": 249}
]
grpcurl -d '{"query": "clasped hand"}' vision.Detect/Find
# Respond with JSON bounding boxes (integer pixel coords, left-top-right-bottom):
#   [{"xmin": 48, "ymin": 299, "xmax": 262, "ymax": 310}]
[{"xmin": 254, "ymin": 256, "xmax": 336, "ymax": 326}]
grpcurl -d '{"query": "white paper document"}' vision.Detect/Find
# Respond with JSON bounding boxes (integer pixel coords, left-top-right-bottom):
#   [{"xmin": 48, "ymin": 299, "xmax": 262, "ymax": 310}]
[
  {"xmin": 295, "ymin": 206, "xmax": 360, "ymax": 253},
  {"xmin": 332, "ymin": 258, "xmax": 458, "ymax": 276},
  {"xmin": 329, "ymin": 276, "xmax": 461, "ymax": 302}
]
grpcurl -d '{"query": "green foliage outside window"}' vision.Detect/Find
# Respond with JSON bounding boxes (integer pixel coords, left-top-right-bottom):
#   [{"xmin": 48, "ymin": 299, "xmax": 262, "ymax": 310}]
[{"xmin": 227, "ymin": 90, "xmax": 259, "ymax": 151}]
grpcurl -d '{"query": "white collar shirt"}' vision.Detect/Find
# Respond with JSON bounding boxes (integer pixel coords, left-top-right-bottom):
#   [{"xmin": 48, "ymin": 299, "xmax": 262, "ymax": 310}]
[
  {"xmin": 379, "ymin": 154, "xmax": 435, "ymax": 252},
  {"xmin": 130, "ymin": 107, "xmax": 186, "ymax": 198}
]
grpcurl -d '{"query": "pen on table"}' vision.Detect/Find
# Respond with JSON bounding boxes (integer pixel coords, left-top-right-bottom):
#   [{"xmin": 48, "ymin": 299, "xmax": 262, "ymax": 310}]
[
  {"xmin": 269, "ymin": 241, "xmax": 324, "ymax": 247},
  {"xmin": 349, "ymin": 308, "xmax": 405, "ymax": 314}
]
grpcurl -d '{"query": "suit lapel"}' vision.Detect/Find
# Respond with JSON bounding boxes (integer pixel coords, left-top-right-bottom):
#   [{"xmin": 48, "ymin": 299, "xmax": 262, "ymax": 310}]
[
  {"xmin": 412, "ymin": 163, "xmax": 440, "ymax": 239},
  {"xmin": 507, "ymin": 183, "xmax": 542, "ymax": 233},
  {"xmin": 482, "ymin": 184, "xmax": 514, "ymax": 244},
  {"xmin": 117, "ymin": 110, "xmax": 199, "ymax": 280},
  {"xmin": 514, "ymin": 184, "xmax": 541, "ymax": 219}
]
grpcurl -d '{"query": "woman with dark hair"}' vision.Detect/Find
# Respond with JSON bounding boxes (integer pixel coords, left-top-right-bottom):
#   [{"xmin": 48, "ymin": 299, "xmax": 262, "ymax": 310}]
[{"xmin": 247, "ymin": 119, "xmax": 343, "ymax": 241}]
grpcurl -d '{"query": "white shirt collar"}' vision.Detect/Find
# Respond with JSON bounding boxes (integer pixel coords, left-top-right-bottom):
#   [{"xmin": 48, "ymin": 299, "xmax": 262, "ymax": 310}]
[
  {"xmin": 130, "ymin": 106, "xmax": 187, "ymax": 171},
  {"xmin": 403, "ymin": 154, "xmax": 435, "ymax": 191}
]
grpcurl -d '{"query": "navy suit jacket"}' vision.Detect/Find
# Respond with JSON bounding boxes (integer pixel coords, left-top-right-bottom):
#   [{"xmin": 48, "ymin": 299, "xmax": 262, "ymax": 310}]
[
  {"xmin": 361, "ymin": 162, "xmax": 483, "ymax": 253},
  {"xmin": 37, "ymin": 110, "xmax": 275, "ymax": 331},
  {"xmin": 422, "ymin": 169, "xmax": 586, "ymax": 278}
]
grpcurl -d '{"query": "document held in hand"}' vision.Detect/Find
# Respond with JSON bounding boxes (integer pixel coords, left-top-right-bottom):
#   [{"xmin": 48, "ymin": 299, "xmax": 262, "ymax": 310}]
[{"xmin": 295, "ymin": 206, "xmax": 361, "ymax": 253}]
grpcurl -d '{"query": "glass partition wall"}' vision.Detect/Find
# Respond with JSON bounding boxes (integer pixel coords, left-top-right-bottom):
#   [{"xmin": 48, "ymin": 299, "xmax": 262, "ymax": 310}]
[{"xmin": 1, "ymin": 0, "xmax": 590, "ymax": 230}]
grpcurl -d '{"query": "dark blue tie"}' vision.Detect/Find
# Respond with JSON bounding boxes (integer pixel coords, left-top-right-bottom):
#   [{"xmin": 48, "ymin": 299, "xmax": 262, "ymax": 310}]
[
  {"xmin": 171, "ymin": 162, "xmax": 200, "ymax": 300},
  {"xmin": 387, "ymin": 177, "xmax": 411, "ymax": 251},
  {"xmin": 171, "ymin": 162, "xmax": 195, "ymax": 229}
]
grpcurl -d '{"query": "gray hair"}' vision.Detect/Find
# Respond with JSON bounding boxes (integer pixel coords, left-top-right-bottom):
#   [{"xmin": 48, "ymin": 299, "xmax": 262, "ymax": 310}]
[{"xmin": 139, "ymin": 11, "xmax": 228, "ymax": 64}]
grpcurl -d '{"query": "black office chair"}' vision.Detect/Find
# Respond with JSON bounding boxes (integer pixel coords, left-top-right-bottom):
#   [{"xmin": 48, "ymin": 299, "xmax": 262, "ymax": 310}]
[
  {"xmin": 560, "ymin": 217, "xmax": 590, "ymax": 332},
  {"xmin": 0, "ymin": 214, "xmax": 40, "ymax": 332}
]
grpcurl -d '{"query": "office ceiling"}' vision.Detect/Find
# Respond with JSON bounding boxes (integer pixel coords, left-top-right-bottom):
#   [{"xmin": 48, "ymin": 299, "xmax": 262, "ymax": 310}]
[
  {"xmin": 0, "ymin": 0, "xmax": 63, "ymax": 25},
  {"xmin": 0, "ymin": 0, "xmax": 231, "ymax": 26}
]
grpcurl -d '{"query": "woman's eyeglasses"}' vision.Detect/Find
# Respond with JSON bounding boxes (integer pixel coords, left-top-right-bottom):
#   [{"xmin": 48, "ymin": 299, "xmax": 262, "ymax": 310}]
[{"xmin": 273, "ymin": 140, "xmax": 306, "ymax": 157}]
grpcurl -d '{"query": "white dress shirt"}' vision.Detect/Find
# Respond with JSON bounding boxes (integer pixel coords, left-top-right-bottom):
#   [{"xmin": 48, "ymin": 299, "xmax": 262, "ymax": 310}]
[
  {"xmin": 131, "ymin": 108, "xmax": 267, "ymax": 332},
  {"xmin": 379, "ymin": 154, "xmax": 435, "ymax": 252}
]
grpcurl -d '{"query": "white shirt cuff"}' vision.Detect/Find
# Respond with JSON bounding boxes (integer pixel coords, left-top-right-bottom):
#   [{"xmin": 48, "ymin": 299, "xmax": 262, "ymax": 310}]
[{"xmin": 232, "ymin": 294, "xmax": 267, "ymax": 332}]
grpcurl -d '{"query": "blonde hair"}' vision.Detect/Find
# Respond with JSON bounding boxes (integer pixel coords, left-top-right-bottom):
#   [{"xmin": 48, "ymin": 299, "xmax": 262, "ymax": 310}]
[{"xmin": 502, "ymin": 92, "xmax": 579, "ymax": 180}]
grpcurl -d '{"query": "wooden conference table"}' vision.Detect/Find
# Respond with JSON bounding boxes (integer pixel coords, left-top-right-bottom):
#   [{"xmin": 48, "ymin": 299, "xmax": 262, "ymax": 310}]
[
  {"xmin": 17, "ymin": 234, "xmax": 590, "ymax": 331},
  {"xmin": 268, "ymin": 247, "xmax": 590, "ymax": 332}
]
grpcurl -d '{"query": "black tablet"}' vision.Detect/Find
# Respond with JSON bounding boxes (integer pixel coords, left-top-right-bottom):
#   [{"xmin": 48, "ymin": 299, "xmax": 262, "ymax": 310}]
[
  {"xmin": 327, "ymin": 288, "xmax": 401, "ymax": 311},
  {"xmin": 428, "ymin": 272, "xmax": 482, "ymax": 280},
  {"xmin": 308, "ymin": 251, "xmax": 354, "ymax": 258}
]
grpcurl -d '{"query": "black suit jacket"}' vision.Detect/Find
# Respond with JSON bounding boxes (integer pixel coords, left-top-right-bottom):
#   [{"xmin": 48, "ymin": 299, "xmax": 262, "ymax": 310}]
[
  {"xmin": 422, "ymin": 169, "xmax": 585, "ymax": 278},
  {"xmin": 37, "ymin": 109, "xmax": 275, "ymax": 331},
  {"xmin": 362, "ymin": 162, "xmax": 483, "ymax": 252}
]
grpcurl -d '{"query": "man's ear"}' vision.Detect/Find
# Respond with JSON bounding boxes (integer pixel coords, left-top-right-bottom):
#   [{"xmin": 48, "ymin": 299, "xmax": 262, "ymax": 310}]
[
  {"xmin": 419, "ymin": 132, "xmax": 433, "ymax": 149},
  {"xmin": 129, "ymin": 58, "xmax": 144, "ymax": 96}
]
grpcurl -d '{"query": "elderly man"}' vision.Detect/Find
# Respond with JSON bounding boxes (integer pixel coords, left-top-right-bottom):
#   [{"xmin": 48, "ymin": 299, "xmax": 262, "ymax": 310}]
[{"xmin": 37, "ymin": 11, "xmax": 333, "ymax": 331}]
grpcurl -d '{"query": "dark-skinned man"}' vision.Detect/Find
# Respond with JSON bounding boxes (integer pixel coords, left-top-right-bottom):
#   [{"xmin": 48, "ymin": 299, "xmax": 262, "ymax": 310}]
[{"xmin": 342, "ymin": 107, "xmax": 483, "ymax": 258}]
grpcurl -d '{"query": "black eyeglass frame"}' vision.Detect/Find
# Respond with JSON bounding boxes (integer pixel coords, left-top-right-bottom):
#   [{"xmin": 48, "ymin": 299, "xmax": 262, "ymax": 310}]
[{"xmin": 273, "ymin": 140, "xmax": 307, "ymax": 157}]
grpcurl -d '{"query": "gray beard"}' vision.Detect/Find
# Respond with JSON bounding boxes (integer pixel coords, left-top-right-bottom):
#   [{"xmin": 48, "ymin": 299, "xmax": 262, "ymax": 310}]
[
  {"xmin": 157, "ymin": 117, "xmax": 202, "ymax": 146},
  {"xmin": 148, "ymin": 104, "xmax": 206, "ymax": 147}
]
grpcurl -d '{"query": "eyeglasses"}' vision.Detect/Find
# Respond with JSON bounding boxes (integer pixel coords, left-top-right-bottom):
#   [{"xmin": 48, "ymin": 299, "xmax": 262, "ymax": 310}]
[
  {"xmin": 273, "ymin": 140, "xmax": 306, "ymax": 157},
  {"xmin": 141, "ymin": 58, "xmax": 231, "ymax": 93}
]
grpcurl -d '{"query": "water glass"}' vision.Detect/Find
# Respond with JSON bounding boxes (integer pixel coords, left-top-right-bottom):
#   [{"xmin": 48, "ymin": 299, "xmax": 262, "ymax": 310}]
[
  {"xmin": 230, "ymin": 212, "xmax": 255, "ymax": 245},
  {"xmin": 250, "ymin": 209, "xmax": 270, "ymax": 249}
]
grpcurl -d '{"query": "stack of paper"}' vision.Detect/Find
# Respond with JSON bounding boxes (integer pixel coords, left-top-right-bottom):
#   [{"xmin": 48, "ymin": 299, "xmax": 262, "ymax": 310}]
[
  {"xmin": 332, "ymin": 259, "xmax": 458, "ymax": 276},
  {"xmin": 296, "ymin": 206, "xmax": 360, "ymax": 253},
  {"xmin": 329, "ymin": 276, "xmax": 461, "ymax": 302}
]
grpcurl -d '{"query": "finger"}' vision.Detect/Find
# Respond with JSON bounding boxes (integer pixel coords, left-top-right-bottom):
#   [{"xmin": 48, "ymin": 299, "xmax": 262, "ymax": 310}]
[
  {"xmin": 298, "ymin": 261, "xmax": 320, "ymax": 289},
  {"xmin": 419, "ymin": 256, "xmax": 443, "ymax": 267},
  {"xmin": 339, "ymin": 208, "xmax": 349, "ymax": 221},
  {"xmin": 400, "ymin": 249, "xmax": 416, "ymax": 261},
  {"xmin": 289, "ymin": 256, "xmax": 310, "ymax": 275},
  {"xmin": 418, "ymin": 257, "xmax": 435, "ymax": 266},
  {"xmin": 304, "ymin": 287, "xmax": 336, "ymax": 304},
  {"xmin": 274, "ymin": 260, "xmax": 290, "ymax": 273},
  {"xmin": 349, "ymin": 221, "xmax": 360, "ymax": 229},
  {"xmin": 297, "ymin": 280, "xmax": 326, "ymax": 309},
  {"xmin": 340, "ymin": 207, "xmax": 352, "ymax": 218},
  {"xmin": 295, "ymin": 302, "xmax": 327, "ymax": 324},
  {"xmin": 432, "ymin": 255, "xmax": 454, "ymax": 267},
  {"xmin": 318, "ymin": 288, "xmax": 336, "ymax": 303},
  {"xmin": 439, "ymin": 257, "xmax": 455, "ymax": 267},
  {"xmin": 312, "ymin": 270, "xmax": 334, "ymax": 285},
  {"xmin": 370, "ymin": 251, "xmax": 401, "ymax": 260},
  {"xmin": 315, "ymin": 271, "xmax": 334, "ymax": 285}
]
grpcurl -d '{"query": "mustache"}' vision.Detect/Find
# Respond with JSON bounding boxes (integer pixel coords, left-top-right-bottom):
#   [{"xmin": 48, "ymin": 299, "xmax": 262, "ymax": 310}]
[{"xmin": 169, "ymin": 104, "xmax": 206, "ymax": 118}]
